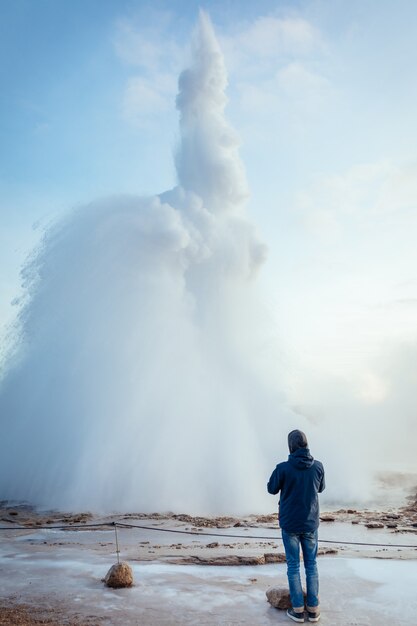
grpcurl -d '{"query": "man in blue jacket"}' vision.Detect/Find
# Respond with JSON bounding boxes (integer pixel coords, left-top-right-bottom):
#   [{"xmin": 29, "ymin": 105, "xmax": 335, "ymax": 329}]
[{"xmin": 267, "ymin": 430, "xmax": 325, "ymax": 624}]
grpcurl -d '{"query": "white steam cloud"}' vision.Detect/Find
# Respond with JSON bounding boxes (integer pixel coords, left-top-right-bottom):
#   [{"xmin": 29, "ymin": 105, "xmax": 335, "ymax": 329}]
[
  {"xmin": 1, "ymin": 13, "xmax": 413, "ymax": 514},
  {"xmin": 0, "ymin": 13, "xmax": 291, "ymax": 514}
]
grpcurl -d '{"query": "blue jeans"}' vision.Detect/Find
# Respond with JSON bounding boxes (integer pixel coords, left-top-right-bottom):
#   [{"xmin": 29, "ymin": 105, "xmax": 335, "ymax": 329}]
[{"xmin": 281, "ymin": 529, "xmax": 319, "ymax": 612}]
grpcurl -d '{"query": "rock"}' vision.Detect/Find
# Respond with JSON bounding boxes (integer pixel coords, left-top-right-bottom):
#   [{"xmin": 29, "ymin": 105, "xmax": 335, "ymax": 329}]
[
  {"xmin": 256, "ymin": 514, "xmax": 276, "ymax": 524},
  {"xmin": 264, "ymin": 552, "xmax": 286, "ymax": 563},
  {"xmin": 318, "ymin": 547, "xmax": 338, "ymax": 555},
  {"xmin": 266, "ymin": 586, "xmax": 292, "ymax": 609},
  {"xmin": 206, "ymin": 542, "xmax": 219, "ymax": 548},
  {"xmin": 104, "ymin": 562, "xmax": 134, "ymax": 588},
  {"xmin": 266, "ymin": 586, "xmax": 306, "ymax": 610},
  {"xmin": 176, "ymin": 555, "xmax": 266, "ymax": 566},
  {"xmin": 365, "ymin": 523, "xmax": 384, "ymax": 529},
  {"xmin": 320, "ymin": 515, "xmax": 335, "ymax": 522}
]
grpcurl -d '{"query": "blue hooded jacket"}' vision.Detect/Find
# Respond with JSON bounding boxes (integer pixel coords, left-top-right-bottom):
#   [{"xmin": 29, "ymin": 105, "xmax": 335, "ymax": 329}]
[{"xmin": 267, "ymin": 448, "xmax": 325, "ymax": 533}]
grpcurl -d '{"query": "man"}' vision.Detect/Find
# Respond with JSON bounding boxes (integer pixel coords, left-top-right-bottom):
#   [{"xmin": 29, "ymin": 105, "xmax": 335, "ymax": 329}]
[{"xmin": 267, "ymin": 430, "xmax": 325, "ymax": 624}]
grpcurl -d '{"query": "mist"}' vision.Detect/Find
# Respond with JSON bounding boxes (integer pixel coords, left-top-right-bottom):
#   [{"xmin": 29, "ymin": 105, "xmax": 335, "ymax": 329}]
[
  {"xmin": 0, "ymin": 13, "xmax": 292, "ymax": 514},
  {"xmin": 0, "ymin": 12, "xmax": 415, "ymax": 514}
]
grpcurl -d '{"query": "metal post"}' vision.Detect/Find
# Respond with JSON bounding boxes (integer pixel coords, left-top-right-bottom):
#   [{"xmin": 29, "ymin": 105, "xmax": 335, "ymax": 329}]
[{"xmin": 114, "ymin": 522, "xmax": 120, "ymax": 564}]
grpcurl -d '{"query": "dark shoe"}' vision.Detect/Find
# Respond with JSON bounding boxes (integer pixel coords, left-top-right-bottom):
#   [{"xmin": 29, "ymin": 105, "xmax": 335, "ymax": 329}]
[
  {"xmin": 287, "ymin": 608, "xmax": 305, "ymax": 623},
  {"xmin": 307, "ymin": 610, "xmax": 320, "ymax": 622}
]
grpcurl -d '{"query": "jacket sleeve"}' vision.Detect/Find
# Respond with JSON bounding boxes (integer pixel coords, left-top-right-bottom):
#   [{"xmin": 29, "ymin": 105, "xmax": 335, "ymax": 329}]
[
  {"xmin": 318, "ymin": 465, "xmax": 325, "ymax": 493},
  {"xmin": 267, "ymin": 465, "xmax": 282, "ymax": 495}
]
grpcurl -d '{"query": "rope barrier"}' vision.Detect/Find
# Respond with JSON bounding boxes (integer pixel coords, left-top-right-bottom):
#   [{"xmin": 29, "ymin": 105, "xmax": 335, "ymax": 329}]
[
  {"xmin": 115, "ymin": 521, "xmax": 417, "ymax": 548},
  {"xmin": 0, "ymin": 522, "xmax": 114, "ymax": 530},
  {"xmin": 0, "ymin": 520, "xmax": 416, "ymax": 549}
]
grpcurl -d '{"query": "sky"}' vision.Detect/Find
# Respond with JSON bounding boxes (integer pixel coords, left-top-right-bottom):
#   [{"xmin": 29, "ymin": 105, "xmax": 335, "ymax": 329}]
[{"xmin": 1, "ymin": 0, "xmax": 417, "ymax": 474}]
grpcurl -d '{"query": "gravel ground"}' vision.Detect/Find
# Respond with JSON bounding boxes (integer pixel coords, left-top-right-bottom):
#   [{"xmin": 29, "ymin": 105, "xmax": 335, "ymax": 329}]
[{"xmin": 0, "ymin": 603, "xmax": 101, "ymax": 625}]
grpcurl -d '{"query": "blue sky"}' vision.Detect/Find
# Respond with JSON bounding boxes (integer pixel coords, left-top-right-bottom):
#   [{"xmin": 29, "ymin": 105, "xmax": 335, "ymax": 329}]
[{"xmin": 1, "ymin": 0, "xmax": 417, "ymax": 420}]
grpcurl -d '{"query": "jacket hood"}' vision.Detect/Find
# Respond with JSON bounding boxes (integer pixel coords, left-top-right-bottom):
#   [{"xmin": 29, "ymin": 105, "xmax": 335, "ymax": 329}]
[
  {"xmin": 288, "ymin": 429, "xmax": 308, "ymax": 453},
  {"xmin": 288, "ymin": 447, "xmax": 314, "ymax": 469}
]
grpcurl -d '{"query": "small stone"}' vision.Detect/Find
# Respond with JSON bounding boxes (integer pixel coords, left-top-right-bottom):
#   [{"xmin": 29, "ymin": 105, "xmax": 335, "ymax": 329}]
[
  {"xmin": 365, "ymin": 523, "xmax": 384, "ymax": 529},
  {"xmin": 320, "ymin": 515, "xmax": 335, "ymax": 522},
  {"xmin": 104, "ymin": 562, "xmax": 134, "ymax": 588},
  {"xmin": 206, "ymin": 542, "xmax": 219, "ymax": 548}
]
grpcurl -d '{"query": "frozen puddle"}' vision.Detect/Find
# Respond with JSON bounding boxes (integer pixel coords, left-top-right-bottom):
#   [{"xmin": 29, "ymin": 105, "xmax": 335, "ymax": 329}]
[{"xmin": 0, "ymin": 536, "xmax": 416, "ymax": 625}]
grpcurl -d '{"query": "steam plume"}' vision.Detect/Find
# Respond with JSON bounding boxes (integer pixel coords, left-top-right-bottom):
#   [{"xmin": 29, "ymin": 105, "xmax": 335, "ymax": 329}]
[{"xmin": 0, "ymin": 13, "xmax": 288, "ymax": 513}]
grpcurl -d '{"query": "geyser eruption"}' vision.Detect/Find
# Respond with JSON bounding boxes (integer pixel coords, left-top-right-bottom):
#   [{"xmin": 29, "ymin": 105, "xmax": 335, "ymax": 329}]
[{"xmin": 0, "ymin": 13, "xmax": 290, "ymax": 513}]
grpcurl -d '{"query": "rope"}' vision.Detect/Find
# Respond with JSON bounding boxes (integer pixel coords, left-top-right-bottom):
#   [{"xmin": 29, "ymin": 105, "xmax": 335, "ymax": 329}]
[
  {"xmin": 0, "ymin": 522, "xmax": 114, "ymax": 530},
  {"xmin": 115, "ymin": 521, "xmax": 417, "ymax": 548},
  {"xmin": 0, "ymin": 520, "xmax": 416, "ymax": 549}
]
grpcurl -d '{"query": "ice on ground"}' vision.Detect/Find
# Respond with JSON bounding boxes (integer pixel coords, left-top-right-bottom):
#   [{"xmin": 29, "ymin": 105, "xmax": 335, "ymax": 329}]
[{"xmin": 1, "ymin": 529, "xmax": 417, "ymax": 625}]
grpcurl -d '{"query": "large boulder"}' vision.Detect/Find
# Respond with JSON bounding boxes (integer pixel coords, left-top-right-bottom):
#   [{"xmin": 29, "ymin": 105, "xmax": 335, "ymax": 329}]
[{"xmin": 104, "ymin": 562, "xmax": 134, "ymax": 588}]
